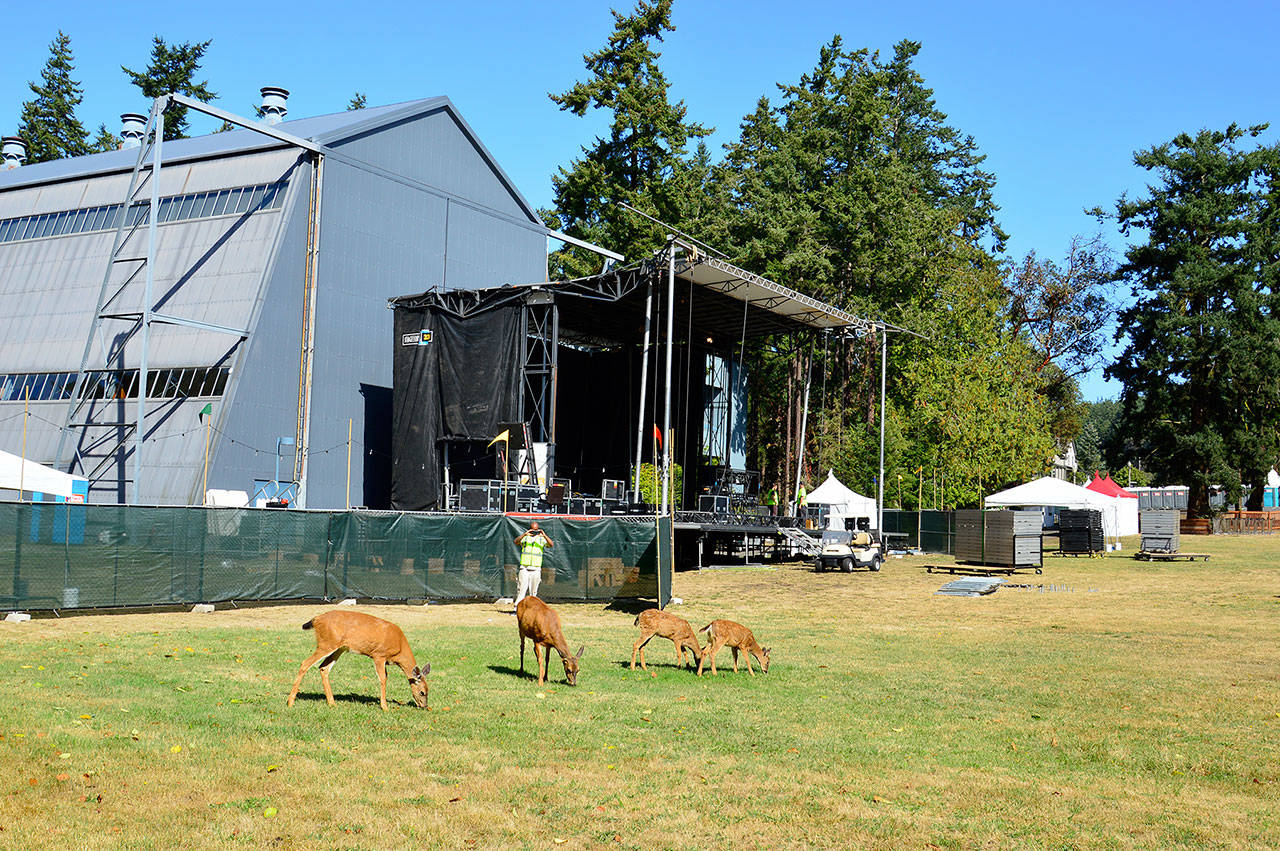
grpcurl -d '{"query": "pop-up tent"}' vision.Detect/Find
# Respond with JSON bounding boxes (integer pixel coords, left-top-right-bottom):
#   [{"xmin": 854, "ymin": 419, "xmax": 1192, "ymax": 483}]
[
  {"xmin": 0, "ymin": 448, "xmax": 88, "ymax": 501},
  {"xmin": 984, "ymin": 475, "xmax": 1128, "ymax": 540},
  {"xmin": 806, "ymin": 470, "xmax": 879, "ymax": 529},
  {"xmin": 1084, "ymin": 473, "xmax": 1139, "ymax": 535}
]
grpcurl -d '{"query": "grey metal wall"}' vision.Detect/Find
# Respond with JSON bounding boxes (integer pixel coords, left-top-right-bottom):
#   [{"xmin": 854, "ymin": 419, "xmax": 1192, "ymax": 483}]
[{"xmin": 298, "ymin": 109, "xmax": 545, "ymax": 509}]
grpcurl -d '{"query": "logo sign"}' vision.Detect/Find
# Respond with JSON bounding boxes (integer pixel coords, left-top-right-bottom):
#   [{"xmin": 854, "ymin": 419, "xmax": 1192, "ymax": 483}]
[{"xmin": 401, "ymin": 330, "xmax": 433, "ymax": 346}]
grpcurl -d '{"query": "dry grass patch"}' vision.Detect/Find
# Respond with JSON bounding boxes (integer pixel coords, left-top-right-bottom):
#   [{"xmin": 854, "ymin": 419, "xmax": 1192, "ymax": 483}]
[{"xmin": 1, "ymin": 535, "xmax": 1278, "ymax": 847}]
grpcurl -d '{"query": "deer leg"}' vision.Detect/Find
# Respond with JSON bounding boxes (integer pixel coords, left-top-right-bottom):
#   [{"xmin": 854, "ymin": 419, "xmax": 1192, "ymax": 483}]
[
  {"xmin": 520, "ymin": 635, "xmax": 526, "ymax": 676},
  {"xmin": 631, "ymin": 631, "xmax": 654, "ymax": 672},
  {"xmin": 731, "ymin": 647, "xmax": 740, "ymax": 673},
  {"xmin": 286, "ymin": 647, "xmax": 332, "ymax": 707},
  {"xmin": 318, "ymin": 650, "xmax": 344, "ymax": 706},
  {"xmin": 535, "ymin": 643, "xmax": 546, "ymax": 686},
  {"xmin": 743, "ymin": 651, "xmax": 755, "ymax": 676},
  {"xmin": 375, "ymin": 657, "xmax": 389, "ymax": 711}
]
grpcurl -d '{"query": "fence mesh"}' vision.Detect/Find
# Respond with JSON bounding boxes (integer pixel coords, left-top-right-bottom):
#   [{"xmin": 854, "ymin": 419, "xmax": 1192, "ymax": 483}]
[
  {"xmin": 0, "ymin": 503, "xmax": 666, "ymax": 611},
  {"xmin": 880, "ymin": 510, "xmax": 956, "ymax": 554}
]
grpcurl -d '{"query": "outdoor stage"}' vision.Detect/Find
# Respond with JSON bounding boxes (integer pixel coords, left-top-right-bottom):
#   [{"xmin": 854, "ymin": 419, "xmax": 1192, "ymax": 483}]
[{"xmin": 389, "ymin": 238, "xmax": 878, "ymax": 568}]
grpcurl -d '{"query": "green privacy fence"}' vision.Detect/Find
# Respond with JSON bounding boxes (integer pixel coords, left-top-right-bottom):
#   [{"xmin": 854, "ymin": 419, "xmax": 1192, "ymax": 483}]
[
  {"xmin": 880, "ymin": 510, "xmax": 956, "ymax": 554},
  {"xmin": 0, "ymin": 502, "xmax": 668, "ymax": 611}
]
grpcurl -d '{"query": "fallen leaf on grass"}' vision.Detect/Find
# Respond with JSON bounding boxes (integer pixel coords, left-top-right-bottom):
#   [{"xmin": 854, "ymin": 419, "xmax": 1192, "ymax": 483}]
[
  {"xmin": 787, "ymin": 748, "xmax": 798, "ymax": 753},
  {"xmin": 79, "ymin": 714, "xmax": 91, "ymax": 719},
  {"xmin": 130, "ymin": 730, "xmax": 140, "ymax": 741},
  {"xmin": 59, "ymin": 753, "xmax": 71, "ymax": 759},
  {"xmin": 872, "ymin": 795, "xmax": 889, "ymax": 803},
  {"xmin": 448, "ymin": 796, "xmax": 462, "ymax": 803},
  {"xmin": 169, "ymin": 745, "xmax": 182, "ymax": 754},
  {"xmin": 263, "ymin": 807, "xmax": 277, "ymax": 818},
  {"xmin": 554, "ymin": 839, "xmax": 567, "ymax": 845},
  {"xmin": 56, "ymin": 774, "xmax": 69, "ymax": 782},
  {"xmin": 28, "ymin": 778, "xmax": 38, "ymax": 786},
  {"xmin": 266, "ymin": 765, "xmax": 279, "ymax": 773},
  {"xmin": 536, "ymin": 693, "xmax": 546, "ymax": 699}
]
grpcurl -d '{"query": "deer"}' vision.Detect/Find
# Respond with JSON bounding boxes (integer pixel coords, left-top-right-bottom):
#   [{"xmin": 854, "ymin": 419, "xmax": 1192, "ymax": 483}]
[
  {"xmin": 630, "ymin": 608, "xmax": 702, "ymax": 675},
  {"xmin": 285, "ymin": 610, "xmax": 430, "ymax": 711},
  {"xmin": 516, "ymin": 596, "xmax": 583, "ymax": 686},
  {"xmin": 696, "ymin": 619, "xmax": 771, "ymax": 676}
]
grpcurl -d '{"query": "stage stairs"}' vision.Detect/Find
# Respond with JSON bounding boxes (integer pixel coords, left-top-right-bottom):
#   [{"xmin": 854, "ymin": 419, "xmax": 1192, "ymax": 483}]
[{"xmin": 777, "ymin": 526, "xmax": 823, "ymax": 557}]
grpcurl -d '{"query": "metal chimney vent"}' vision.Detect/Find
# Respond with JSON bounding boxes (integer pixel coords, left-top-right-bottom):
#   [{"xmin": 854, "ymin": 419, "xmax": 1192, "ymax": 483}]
[
  {"xmin": 259, "ymin": 86, "xmax": 289, "ymax": 125},
  {"xmin": 120, "ymin": 113, "xmax": 147, "ymax": 149},
  {"xmin": 2, "ymin": 136, "xmax": 26, "ymax": 169}
]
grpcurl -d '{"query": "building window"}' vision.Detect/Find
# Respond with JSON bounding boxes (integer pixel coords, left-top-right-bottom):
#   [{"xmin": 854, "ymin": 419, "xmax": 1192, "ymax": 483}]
[
  {"xmin": 0, "ymin": 366, "xmax": 231, "ymax": 402},
  {"xmin": 0, "ymin": 180, "xmax": 288, "ymax": 247}
]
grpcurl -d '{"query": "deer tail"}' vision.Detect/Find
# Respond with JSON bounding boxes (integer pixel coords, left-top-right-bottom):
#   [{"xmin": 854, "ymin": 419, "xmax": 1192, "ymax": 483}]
[
  {"xmin": 302, "ymin": 619, "xmax": 315, "ymax": 631},
  {"xmin": 698, "ymin": 622, "xmax": 713, "ymax": 635}
]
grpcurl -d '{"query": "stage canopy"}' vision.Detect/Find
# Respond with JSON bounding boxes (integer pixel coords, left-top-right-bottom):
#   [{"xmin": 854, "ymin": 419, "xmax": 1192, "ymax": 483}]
[{"xmin": 0, "ymin": 448, "xmax": 88, "ymax": 499}]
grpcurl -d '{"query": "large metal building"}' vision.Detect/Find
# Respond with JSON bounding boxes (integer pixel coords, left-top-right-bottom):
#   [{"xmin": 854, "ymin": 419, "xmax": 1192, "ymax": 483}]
[{"xmin": 0, "ymin": 92, "xmax": 558, "ymax": 508}]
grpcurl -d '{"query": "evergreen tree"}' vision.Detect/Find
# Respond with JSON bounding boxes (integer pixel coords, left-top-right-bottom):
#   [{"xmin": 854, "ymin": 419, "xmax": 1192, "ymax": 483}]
[
  {"xmin": 90, "ymin": 123, "xmax": 120, "ymax": 153},
  {"xmin": 542, "ymin": 0, "xmax": 712, "ymax": 278},
  {"xmin": 17, "ymin": 31, "xmax": 92, "ymax": 164},
  {"xmin": 348, "ymin": 92, "xmax": 368, "ymax": 111},
  {"xmin": 122, "ymin": 37, "xmax": 217, "ymax": 140},
  {"xmin": 1105, "ymin": 125, "xmax": 1280, "ymax": 515}
]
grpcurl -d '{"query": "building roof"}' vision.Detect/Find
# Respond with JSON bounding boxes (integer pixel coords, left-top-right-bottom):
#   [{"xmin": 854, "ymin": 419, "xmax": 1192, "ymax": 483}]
[{"xmin": 0, "ymin": 96, "xmax": 542, "ymax": 225}]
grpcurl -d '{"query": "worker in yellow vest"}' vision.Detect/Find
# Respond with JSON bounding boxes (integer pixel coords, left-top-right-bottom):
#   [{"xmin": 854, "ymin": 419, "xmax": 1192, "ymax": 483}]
[
  {"xmin": 797, "ymin": 482, "xmax": 809, "ymax": 526},
  {"xmin": 514, "ymin": 521, "xmax": 554, "ymax": 606}
]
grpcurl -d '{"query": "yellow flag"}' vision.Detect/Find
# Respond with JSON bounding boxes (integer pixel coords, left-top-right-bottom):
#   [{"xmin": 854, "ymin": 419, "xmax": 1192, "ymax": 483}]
[{"xmin": 487, "ymin": 429, "xmax": 510, "ymax": 447}]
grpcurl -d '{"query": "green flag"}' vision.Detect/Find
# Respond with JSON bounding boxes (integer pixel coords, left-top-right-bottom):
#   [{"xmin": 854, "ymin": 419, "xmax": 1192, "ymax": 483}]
[{"xmin": 198, "ymin": 403, "xmax": 213, "ymax": 422}]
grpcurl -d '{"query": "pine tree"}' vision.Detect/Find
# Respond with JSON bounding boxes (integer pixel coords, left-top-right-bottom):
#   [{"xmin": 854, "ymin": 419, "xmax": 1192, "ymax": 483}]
[
  {"xmin": 542, "ymin": 0, "xmax": 711, "ymax": 278},
  {"xmin": 122, "ymin": 37, "xmax": 217, "ymax": 140},
  {"xmin": 347, "ymin": 93, "xmax": 367, "ymax": 111},
  {"xmin": 1105, "ymin": 125, "xmax": 1280, "ymax": 515},
  {"xmin": 17, "ymin": 31, "xmax": 92, "ymax": 164}
]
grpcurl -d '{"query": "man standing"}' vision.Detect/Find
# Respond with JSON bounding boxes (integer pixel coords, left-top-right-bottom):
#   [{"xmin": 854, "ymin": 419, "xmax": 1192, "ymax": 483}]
[
  {"xmin": 514, "ymin": 521, "xmax": 554, "ymax": 606},
  {"xmin": 764, "ymin": 486, "xmax": 777, "ymax": 516}
]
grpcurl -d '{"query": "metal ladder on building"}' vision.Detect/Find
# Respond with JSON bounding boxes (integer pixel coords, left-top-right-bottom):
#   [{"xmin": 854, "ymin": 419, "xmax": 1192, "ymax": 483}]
[
  {"xmin": 54, "ymin": 98, "xmax": 249, "ymax": 503},
  {"xmin": 776, "ymin": 525, "xmax": 823, "ymax": 557}
]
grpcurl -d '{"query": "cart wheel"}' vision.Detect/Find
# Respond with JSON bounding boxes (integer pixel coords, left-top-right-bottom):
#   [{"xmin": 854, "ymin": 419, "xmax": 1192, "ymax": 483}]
[
  {"xmin": 815, "ymin": 561, "xmax": 825, "ymax": 573},
  {"xmin": 1035, "ymin": 567, "xmax": 1043, "ymax": 575},
  {"xmin": 871, "ymin": 557, "xmax": 882, "ymax": 572},
  {"xmin": 841, "ymin": 557, "xmax": 854, "ymax": 573}
]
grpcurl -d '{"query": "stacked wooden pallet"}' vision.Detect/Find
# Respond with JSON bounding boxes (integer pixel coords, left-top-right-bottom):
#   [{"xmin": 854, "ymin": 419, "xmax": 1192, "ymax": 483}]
[
  {"xmin": 955, "ymin": 509, "xmax": 1042, "ymax": 567},
  {"xmin": 1140, "ymin": 510, "xmax": 1180, "ymax": 553},
  {"xmin": 1059, "ymin": 509, "xmax": 1104, "ymax": 554}
]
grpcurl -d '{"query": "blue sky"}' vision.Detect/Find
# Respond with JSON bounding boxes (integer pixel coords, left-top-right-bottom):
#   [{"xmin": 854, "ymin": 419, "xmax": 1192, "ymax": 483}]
[{"xmin": 4, "ymin": 0, "xmax": 1278, "ymax": 400}]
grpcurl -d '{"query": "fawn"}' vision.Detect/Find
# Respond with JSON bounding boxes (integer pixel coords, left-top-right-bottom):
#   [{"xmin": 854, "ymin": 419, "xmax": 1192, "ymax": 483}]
[
  {"xmin": 517, "ymin": 596, "xmax": 583, "ymax": 686},
  {"xmin": 696, "ymin": 619, "xmax": 771, "ymax": 676},
  {"xmin": 630, "ymin": 608, "xmax": 702, "ymax": 674},
  {"xmin": 286, "ymin": 610, "xmax": 430, "ymax": 711}
]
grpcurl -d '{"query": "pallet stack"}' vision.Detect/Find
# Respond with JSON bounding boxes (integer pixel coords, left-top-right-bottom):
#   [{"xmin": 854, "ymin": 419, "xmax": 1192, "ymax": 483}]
[
  {"xmin": 956, "ymin": 509, "xmax": 1043, "ymax": 567},
  {"xmin": 1140, "ymin": 510, "xmax": 1180, "ymax": 553},
  {"xmin": 1059, "ymin": 509, "xmax": 1104, "ymax": 554}
]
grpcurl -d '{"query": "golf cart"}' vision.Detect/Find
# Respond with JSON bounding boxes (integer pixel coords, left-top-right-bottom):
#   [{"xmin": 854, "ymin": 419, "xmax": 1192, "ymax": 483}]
[{"xmin": 815, "ymin": 516, "xmax": 883, "ymax": 572}]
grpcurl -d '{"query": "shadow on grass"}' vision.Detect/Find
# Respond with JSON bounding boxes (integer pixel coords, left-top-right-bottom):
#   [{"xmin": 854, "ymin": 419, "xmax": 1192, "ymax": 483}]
[
  {"xmin": 609, "ymin": 658, "xmax": 699, "ymax": 673},
  {"xmin": 603, "ymin": 598, "xmax": 653, "ymax": 616},
  {"xmin": 487, "ymin": 663, "xmax": 533, "ymax": 680},
  {"xmin": 287, "ymin": 690, "xmax": 405, "ymax": 708}
]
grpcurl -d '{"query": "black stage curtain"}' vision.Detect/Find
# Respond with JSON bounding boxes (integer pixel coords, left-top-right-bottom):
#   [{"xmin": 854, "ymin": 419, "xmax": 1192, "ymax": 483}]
[{"xmin": 391, "ymin": 304, "xmax": 521, "ymax": 510}]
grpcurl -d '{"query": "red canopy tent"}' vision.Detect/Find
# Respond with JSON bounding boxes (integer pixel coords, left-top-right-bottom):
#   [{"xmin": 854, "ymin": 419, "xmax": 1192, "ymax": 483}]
[{"xmin": 1085, "ymin": 472, "xmax": 1138, "ymax": 500}]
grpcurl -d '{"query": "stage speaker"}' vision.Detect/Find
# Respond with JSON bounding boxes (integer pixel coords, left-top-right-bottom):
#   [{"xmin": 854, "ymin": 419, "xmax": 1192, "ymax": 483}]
[
  {"xmin": 602, "ymin": 479, "xmax": 625, "ymax": 502},
  {"xmin": 545, "ymin": 483, "xmax": 567, "ymax": 506},
  {"xmin": 699, "ymin": 494, "xmax": 730, "ymax": 513},
  {"xmin": 460, "ymin": 481, "xmax": 490, "ymax": 512},
  {"xmin": 497, "ymin": 422, "xmax": 527, "ymax": 450}
]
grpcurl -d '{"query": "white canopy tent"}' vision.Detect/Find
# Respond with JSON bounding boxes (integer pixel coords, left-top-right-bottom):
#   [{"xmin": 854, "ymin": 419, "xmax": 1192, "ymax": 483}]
[
  {"xmin": 0, "ymin": 448, "xmax": 87, "ymax": 500},
  {"xmin": 984, "ymin": 476, "xmax": 1131, "ymax": 540},
  {"xmin": 807, "ymin": 470, "xmax": 879, "ymax": 530}
]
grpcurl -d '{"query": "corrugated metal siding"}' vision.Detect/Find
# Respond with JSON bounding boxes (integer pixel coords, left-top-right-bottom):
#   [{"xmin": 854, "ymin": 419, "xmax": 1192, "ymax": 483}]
[
  {"xmin": 329, "ymin": 106, "xmax": 531, "ymax": 222},
  {"xmin": 207, "ymin": 159, "xmax": 314, "ymax": 503}
]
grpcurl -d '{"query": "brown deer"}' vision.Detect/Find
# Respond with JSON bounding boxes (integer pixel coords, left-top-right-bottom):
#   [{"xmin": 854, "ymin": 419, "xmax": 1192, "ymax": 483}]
[
  {"xmin": 516, "ymin": 596, "xmax": 583, "ymax": 686},
  {"xmin": 696, "ymin": 619, "xmax": 771, "ymax": 676},
  {"xmin": 630, "ymin": 608, "xmax": 702, "ymax": 675},
  {"xmin": 285, "ymin": 611, "xmax": 430, "ymax": 711}
]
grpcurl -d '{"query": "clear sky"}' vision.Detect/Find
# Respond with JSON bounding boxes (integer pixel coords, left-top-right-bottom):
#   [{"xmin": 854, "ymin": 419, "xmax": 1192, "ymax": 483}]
[{"xmin": 3, "ymin": 0, "xmax": 1278, "ymax": 400}]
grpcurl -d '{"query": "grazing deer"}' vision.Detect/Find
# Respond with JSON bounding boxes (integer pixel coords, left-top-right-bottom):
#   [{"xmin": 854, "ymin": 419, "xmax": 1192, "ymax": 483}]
[
  {"xmin": 631, "ymin": 609, "xmax": 702, "ymax": 675},
  {"xmin": 696, "ymin": 619, "xmax": 771, "ymax": 676},
  {"xmin": 517, "ymin": 596, "xmax": 583, "ymax": 686},
  {"xmin": 286, "ymin": 611, "xmax": 430, "ymax": 711}
]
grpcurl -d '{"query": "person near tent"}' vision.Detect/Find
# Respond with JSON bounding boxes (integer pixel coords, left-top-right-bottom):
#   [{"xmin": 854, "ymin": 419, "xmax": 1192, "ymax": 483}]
[
  {"xmin": 513, "ymin": 521, "xmax": 554, "ymax": 607},
  {"xmin": 796, "ymin": 482, "xmax": 809, "ymax": 526},
  {"xmin": 763, "ymin": 485, "xmax": 778, "ymax": 516}
]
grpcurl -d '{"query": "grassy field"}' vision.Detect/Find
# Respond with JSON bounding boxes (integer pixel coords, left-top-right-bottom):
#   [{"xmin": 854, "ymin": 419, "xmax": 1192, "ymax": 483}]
[{"xmin": 1, "ymin": 535, "xmax": 1278, "ymax": 849}]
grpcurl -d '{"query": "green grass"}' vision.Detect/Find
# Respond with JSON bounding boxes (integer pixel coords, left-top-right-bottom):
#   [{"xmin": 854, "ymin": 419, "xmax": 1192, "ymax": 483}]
[{"xmin": 1, "ymin": 535, "xmax": 1279, "ymax": 848}]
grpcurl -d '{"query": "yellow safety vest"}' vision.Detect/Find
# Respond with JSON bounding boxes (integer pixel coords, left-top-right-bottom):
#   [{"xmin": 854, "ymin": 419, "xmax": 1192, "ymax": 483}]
[{"xmin": 520, "ymin": 535, "xmax": 547, "ymax": 569}]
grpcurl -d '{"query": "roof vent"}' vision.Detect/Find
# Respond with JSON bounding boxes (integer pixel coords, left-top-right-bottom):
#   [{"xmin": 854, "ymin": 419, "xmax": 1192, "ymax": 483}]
[
  {"xmin": 120, "ymin": 113, "xmax": 147, "ymax": 149},
  {"xmin": 2, "ymin": 136, "xmax": 26, "ymax": 170},
  {"xmin": 259, "ymin": 86, "xmax": 289, "ymax": 125}
]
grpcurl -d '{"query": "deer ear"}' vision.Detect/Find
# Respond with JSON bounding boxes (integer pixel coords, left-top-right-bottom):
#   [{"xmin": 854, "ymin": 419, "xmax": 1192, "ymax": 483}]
[
  {"xmin": 762, "ymin": 647, "xmax": 771, "ymax": 656},
  {"xmin": 422, "ymin": 662, "xmax": 431, "ymax": 675},
  {"xmin": 575, "ymin": 645, "xmax": 584, "ymax": 660}
]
